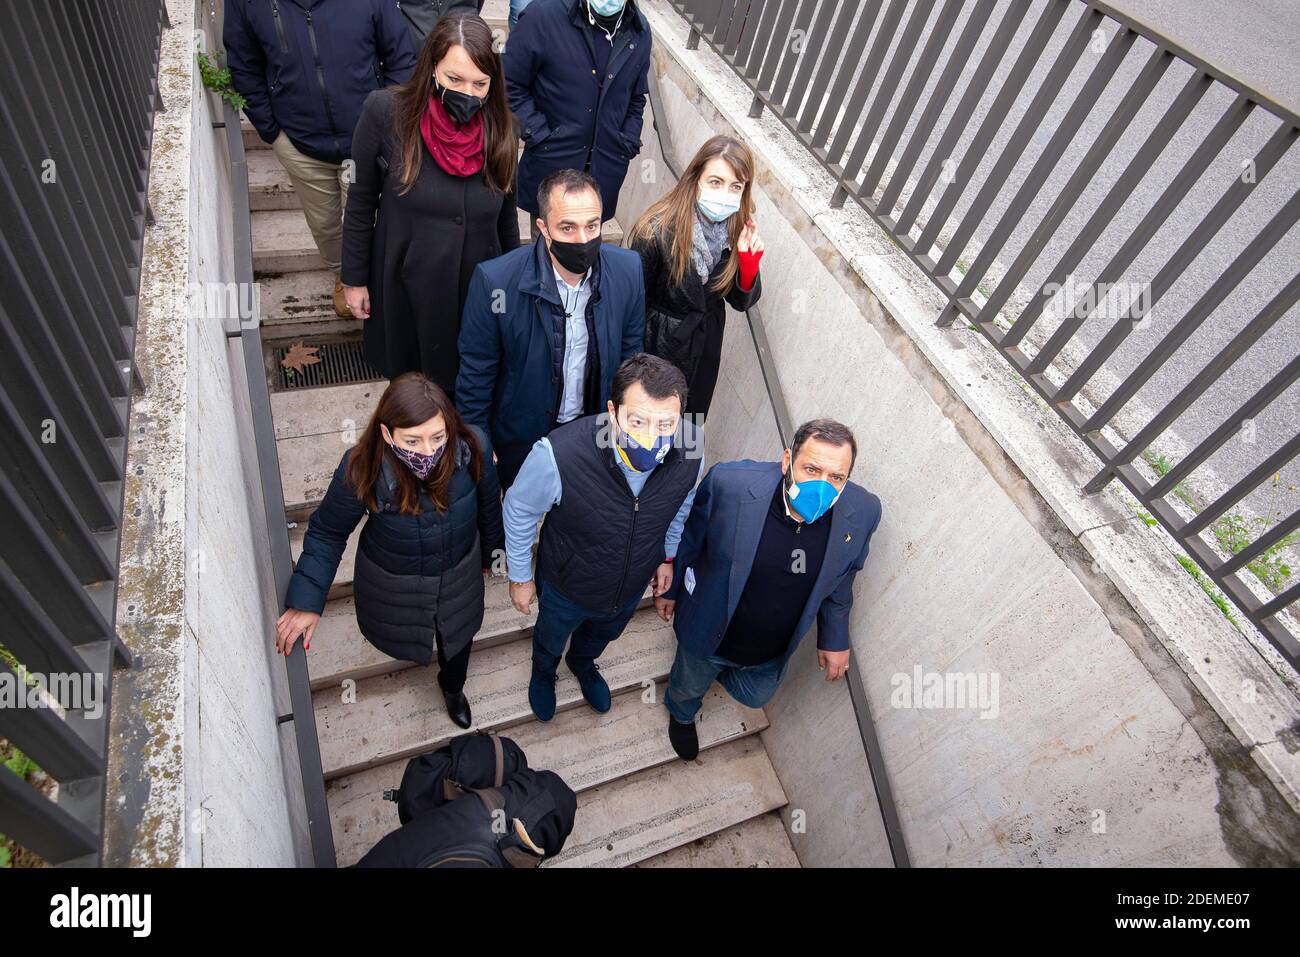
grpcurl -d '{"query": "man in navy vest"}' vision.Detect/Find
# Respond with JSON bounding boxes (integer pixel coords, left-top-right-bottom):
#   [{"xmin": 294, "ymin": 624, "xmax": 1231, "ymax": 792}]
[
  {"xmin": 502, "ymin": 355, "xmax": 705, "ymax": 721},
  {"xmin": 657, "ymin": 420, "xmax": 883, "ymax": 760}
]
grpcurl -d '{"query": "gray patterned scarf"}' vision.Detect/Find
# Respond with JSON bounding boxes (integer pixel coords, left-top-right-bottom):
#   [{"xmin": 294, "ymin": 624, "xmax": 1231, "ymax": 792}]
[{"xmin": 691, "ymin": 214, "xmax": 730, "ymax": 285}]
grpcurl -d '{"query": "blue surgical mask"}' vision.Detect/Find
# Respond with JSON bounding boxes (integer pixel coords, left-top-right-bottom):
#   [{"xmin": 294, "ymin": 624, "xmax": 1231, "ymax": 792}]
[
  {"xmin": 697, "ymin": 189, "xmax": 740, "ymax": 222},
  {"xmin": 588, "ymin": 0, "xmax": 627, "ymax": 16},
  {"xmin": 616, "ymin": 421, "xmax": 673, "ymax": 472},
  {"xmin": 785, "ymin": 468, "xmax": 841, "ymax": 523}
]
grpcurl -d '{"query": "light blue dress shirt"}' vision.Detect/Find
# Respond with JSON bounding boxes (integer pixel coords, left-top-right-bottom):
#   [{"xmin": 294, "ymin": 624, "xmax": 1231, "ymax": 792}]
[
  {"xmin": 554, "ymin": 265, "xmax": 592, "ymax": 425},
  {"xmin": 502, "ymin": 436, "xmax": 706, "ymax": 583}
]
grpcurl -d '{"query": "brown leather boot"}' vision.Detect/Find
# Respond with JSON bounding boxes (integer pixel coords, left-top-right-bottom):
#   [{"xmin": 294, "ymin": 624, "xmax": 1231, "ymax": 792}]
[{"xmin": 333, "ymin": 278, "xmax": 351, "ymax": 318}]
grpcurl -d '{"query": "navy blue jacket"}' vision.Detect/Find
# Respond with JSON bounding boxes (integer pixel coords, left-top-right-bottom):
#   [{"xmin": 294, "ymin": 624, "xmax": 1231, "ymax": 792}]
[
  {"xmin": 284, "ymin": 428, "xmax": 505, "ymax": 615},
  {"xmin": 664, "ymin": 461, "xmax": 883, "ymax": 665},
  {"xmin": 454, "ymin": 234, "xmax": 645, "ymax": 468},
  {"xmin": 223, "ymin": 0, "xmax": 417, "ymax": 164},
  {"xmin": 503, "ymin": 0, "xmax": 651, "ymax": 220}
]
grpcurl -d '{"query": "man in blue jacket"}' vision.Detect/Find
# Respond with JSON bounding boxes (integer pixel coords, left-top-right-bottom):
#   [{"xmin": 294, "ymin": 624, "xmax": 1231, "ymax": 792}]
[
  {"xmin": 504, "ymin": 0, "xmax": 651, "ymax": 230},
  {"xmin": 455, "ymin": 169, "xmax": 646, "ymax": 490},
  {"xmin": 657, "ymin": 420, "xmax": 883, "ymax": 760},
  {"xmin": 224, "ymin": 0, "xmax": 416, "ymax": 316}
]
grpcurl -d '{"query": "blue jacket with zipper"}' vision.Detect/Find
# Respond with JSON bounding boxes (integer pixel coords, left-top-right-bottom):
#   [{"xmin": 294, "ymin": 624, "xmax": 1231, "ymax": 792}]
[
  {"xmin": 223, "ymin": 0, "xmax": 417, "ymax": 164},
  {"xmin": 503, "ymin": 0, "xmax": 651, "ymax": 221}
]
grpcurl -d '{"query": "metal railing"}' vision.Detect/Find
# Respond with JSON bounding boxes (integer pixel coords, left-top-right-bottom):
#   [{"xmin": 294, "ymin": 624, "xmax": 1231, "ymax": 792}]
[
  {"xmin": 645, "ymin": 67, "xmax": 911, "ymax": 867},
  {"xmin": 0, "ymin": 0, "xmax": 168, "ymax": 865},
  {"xmin": 220, "ymin": 98, "xmax": 338, "ymax": 868},
  {"xmin": 669, "ymin": 0, "xmax": 1300, "ymax": 666}
]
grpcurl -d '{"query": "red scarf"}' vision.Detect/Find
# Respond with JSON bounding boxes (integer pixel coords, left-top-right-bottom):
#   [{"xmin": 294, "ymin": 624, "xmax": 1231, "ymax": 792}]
[{"xmin": 420, "ymin": 93, "xmax": 485, "ymax": 177}]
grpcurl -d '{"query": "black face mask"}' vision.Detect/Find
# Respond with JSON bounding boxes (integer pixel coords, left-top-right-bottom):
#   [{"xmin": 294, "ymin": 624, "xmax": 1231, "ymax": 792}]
[
  {"xmin": 433, "ymin": 78, "xmax": 485, "ymax": 126},
  {"xmin": 545, "ymin": 232, "xmax": 601, "ymax": 274}
]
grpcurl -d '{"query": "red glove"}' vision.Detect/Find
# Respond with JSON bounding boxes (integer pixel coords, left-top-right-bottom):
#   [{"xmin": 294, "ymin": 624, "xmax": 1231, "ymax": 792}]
[{"xmin": 738, "ymin": 247, "xmax": 763, "ymax": 292}]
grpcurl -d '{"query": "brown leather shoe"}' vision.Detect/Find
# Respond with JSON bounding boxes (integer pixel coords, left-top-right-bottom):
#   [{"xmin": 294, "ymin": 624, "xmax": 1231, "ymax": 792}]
[{"xmin": 333, "ymin": 278, "xmax": 351, "ymax": 318}]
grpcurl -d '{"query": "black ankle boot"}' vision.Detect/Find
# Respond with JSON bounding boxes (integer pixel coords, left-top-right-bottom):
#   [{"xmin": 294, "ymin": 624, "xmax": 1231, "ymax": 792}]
[
  {"xmin": 668, "ymin": 715, "xmax": 699, "ymax": 760},
  {"xmin": 442, "ymin": 687, "xmax": 472, "ymax": 729}
]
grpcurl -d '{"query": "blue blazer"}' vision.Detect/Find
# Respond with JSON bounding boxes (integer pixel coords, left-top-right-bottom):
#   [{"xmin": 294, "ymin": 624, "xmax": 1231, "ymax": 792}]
[
  {"xmin": 454, "ymin": 235, "xmax": 645, "ymax": 463},
  {"xmin": 664, "ymin": 460, "xmax": 883, "ymax": 664}
]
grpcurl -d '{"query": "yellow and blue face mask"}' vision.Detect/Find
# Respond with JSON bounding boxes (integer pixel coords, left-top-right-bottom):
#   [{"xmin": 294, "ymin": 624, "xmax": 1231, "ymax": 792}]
[{"xmin": 615, "ymin": 425, "xmax": 674, "ymax": 472}]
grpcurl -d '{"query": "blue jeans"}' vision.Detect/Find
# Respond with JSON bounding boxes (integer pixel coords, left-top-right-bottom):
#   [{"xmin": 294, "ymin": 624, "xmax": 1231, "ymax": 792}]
[
  {"xmin": 531, "ymin": 575, "xmax": 643, "ymax": 676},
  {"xmin": 664, "ymin": 642, "xmax": 789, "ymax": 724},
  {"xmin": 508, "ymin": 0, "xmax": 535, "ymax": 29}
]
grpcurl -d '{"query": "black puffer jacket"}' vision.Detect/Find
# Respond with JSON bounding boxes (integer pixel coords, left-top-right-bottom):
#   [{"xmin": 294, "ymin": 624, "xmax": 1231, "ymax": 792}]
[{"xmin": 285, "ymin": 426, "xmax": 505, "ymax": 615}]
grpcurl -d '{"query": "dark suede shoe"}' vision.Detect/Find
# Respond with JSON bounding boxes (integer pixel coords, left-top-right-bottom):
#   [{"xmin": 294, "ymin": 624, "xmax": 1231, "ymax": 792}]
[
  {"xmin": 668, "ymin": 715, "xmax": 699, "ymax": 760},
  {"xmin": 529, "ymin": 665, "xmax": 558, "ymax": 721},
  {"xmin": 441, "ymin": 688, "xmax": 472, "ymax": 729},
  {"xmin": 567, "ymin": 657, "xmax": 611, "ymax": 713}
]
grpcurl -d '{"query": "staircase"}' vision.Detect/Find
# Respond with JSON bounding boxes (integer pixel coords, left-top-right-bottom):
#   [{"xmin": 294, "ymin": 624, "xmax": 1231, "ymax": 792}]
[{"xmin": 248, "ymin": 1, "xmax": 800, "ymax": 868}]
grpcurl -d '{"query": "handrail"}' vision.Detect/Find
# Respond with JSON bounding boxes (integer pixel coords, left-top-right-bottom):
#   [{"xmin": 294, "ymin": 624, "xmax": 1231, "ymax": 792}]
[
  {"xmin": 0, "ymin": 0, "xmax": 166, "ymax": 867},
  {"xmin": 221, "ymin": 100, "xmax": 337, "ymax": 868},
  {"xmin": 644, "ymin": 67, "xmax": 911, "ymax": 868}
]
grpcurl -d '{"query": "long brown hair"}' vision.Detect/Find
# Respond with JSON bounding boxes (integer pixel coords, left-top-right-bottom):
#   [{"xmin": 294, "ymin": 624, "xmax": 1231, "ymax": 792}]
[
  {"xmin": 390, "ymin": 14, "xmax": 517, "ymax": 194},
  {"xmin": 345, "ymin": 372, "xmax": 483, "ymax": 515},
  {"xmin": 626, "ymin": 135, "xmax": 756, "ymax": 293}
]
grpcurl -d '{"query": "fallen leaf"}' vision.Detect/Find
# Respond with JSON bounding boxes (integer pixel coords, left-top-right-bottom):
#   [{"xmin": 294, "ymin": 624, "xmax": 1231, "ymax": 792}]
[{"xmin": 281, "ymin": 341, "xmax": 321, "ymax": 374}]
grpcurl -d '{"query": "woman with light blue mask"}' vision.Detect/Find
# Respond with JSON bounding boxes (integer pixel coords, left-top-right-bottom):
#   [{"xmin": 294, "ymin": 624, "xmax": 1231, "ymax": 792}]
[{"xmin": 626, "ymin": 135, "xmax": 765, "ymax": 420}]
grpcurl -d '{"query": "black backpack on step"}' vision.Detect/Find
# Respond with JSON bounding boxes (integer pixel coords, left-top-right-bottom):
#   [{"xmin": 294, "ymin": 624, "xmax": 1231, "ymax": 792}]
[{"xmin": 353, "ymin": 731, "xmax": 578, "ymax": 868}]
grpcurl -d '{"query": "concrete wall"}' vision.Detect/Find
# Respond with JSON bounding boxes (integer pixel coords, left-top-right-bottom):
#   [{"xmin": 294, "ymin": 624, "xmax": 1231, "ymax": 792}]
[
  {"xmin": 105, "ymin": 0, "xmax": 307, "ymax": 867},
  {"xmin": 624, "ymin": 0, "xmax": 1300, "ymax": 867}
]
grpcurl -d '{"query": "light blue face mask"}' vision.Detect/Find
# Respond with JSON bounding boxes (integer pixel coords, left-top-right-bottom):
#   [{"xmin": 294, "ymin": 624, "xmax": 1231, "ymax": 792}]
[
  {"xmin": 697, "ymin": 192, "xmax": 740, "ymax": 222},
  {"xmin": 588, "ymin": 0, "xmax": 627, "ymax": 16},
  {"xmin": 785, "ymin": 468, "xmax": 842, "ymax": 523}
]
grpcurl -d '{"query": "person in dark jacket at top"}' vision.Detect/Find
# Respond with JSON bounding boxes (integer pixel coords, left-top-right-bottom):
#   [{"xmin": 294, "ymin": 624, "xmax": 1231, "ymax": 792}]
[
  {"xmin": 394, "ymin": 0, "xmax": 486, "ymax": 45},
  {"xmin": 224, "ymin": 0, "xmax": 416, "ymax": 318},
  {"xmin": 454, "ymin": 169, "xmax": 645, "ymax": 491},
  {"xmin": 502, "ymin": 355, "xmax": 705, "ymax": 722},
  {"xmin": 655, "ymin": 420, "xmax": 882, "ymax": 761},
  {"xmin": 627, "ymin": 135, "xmax": 764, "ymax": 421},
  {"xmin": 341, "ymin": 14, "xmax": 521, "ymax": 397},
  {"xmin": 504, "ymin": 0, "xmax": 651, "ymax": 233},
  {"xmin": 275, "ymin": 373, "xmax": 505, "ymax": 730}
]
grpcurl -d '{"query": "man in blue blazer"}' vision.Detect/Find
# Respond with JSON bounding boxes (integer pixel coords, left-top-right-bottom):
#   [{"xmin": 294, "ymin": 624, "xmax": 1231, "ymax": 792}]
[
  {"xmin": 455, "ymin": 169, "xmax": 646, "ymax": 489},
  {"xmin": 657, "ymin": 419, "xmax": 883, "ymax": 759}
]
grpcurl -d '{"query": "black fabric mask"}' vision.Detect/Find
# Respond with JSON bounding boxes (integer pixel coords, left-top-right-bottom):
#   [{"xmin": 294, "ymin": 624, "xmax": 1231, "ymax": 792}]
[
  {"xmin": 546, "ymin": 232, "xmax": 601, "ymax": 274},
  {"xmin": 434, "ymin": 78, "xmax": 485, "ymax": 126}
]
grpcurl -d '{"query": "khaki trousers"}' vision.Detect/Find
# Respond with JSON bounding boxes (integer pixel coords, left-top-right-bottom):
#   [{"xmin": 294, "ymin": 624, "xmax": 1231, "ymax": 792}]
[{"xmin": 270, "ymin": 131, "xmax": 350, "ymax": 274}]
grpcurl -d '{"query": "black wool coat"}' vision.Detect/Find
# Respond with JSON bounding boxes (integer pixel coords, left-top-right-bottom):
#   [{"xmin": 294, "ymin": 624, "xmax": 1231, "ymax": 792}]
[
  {"xmin": 342, "ymin": 87, "xmax": 521, "ymax": 396},
  {"xmin": 628, "ymin": 223, "xmax": 762, "ymax": 418}
]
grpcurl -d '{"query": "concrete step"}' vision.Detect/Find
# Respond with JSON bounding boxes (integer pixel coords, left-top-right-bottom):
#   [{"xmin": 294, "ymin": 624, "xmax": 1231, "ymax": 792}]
[
  {"xmin": 482, "ymin": 0, "xmax": 508, "ymax": 32},
  {"xmin": 247, "ymin": 148, "xmax": 298, "ymax": 211},
  {"xmin": 252, "ymin": 208, "xmax": 327, "ymax": 274},
  {"xmin": 307, "ymin": 576, "xmax": 530, "ymax": 691},
  {"xmin": 633, "ymin": 811, "xmax": 800, "ymax": 868},
  {"xmin": 256, "ymin": 268, "xmax": 356, "ymax": 339},
  {"xmin": 313, "ymin": 606, "xmax": 676, "ymax": 779},
  {"xmin": 272, "ymin": 380, "xmax": 387, "ymax": 518},
  {"xmin": 240, "ymin": 115, "xmax": 269, "ymax": 152},
  {"xmin": 327, "ymin": 680, "xmax": 767, "ymax": 866},
  {"xmin": 548, "ymin": 735, "xmax": 788, "ymax": 868}
]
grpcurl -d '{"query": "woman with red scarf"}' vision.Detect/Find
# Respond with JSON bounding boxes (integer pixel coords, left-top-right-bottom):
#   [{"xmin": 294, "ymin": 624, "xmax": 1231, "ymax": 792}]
[{"xmin": 342, "ymin": 14, "xmax": 520, "ymax": 398}]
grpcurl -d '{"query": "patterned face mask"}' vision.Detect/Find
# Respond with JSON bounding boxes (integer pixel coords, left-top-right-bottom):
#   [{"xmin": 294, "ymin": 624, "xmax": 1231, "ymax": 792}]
[{"xmin": 386, "ymin": 428, "xmax": 446, "ymax": 480}]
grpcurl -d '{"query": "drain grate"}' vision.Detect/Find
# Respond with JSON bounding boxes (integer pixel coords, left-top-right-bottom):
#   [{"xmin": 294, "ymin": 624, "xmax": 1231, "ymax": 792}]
[{"xmin": 270, "ymin": 337, "xmax": 384, "ymax": 391}]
